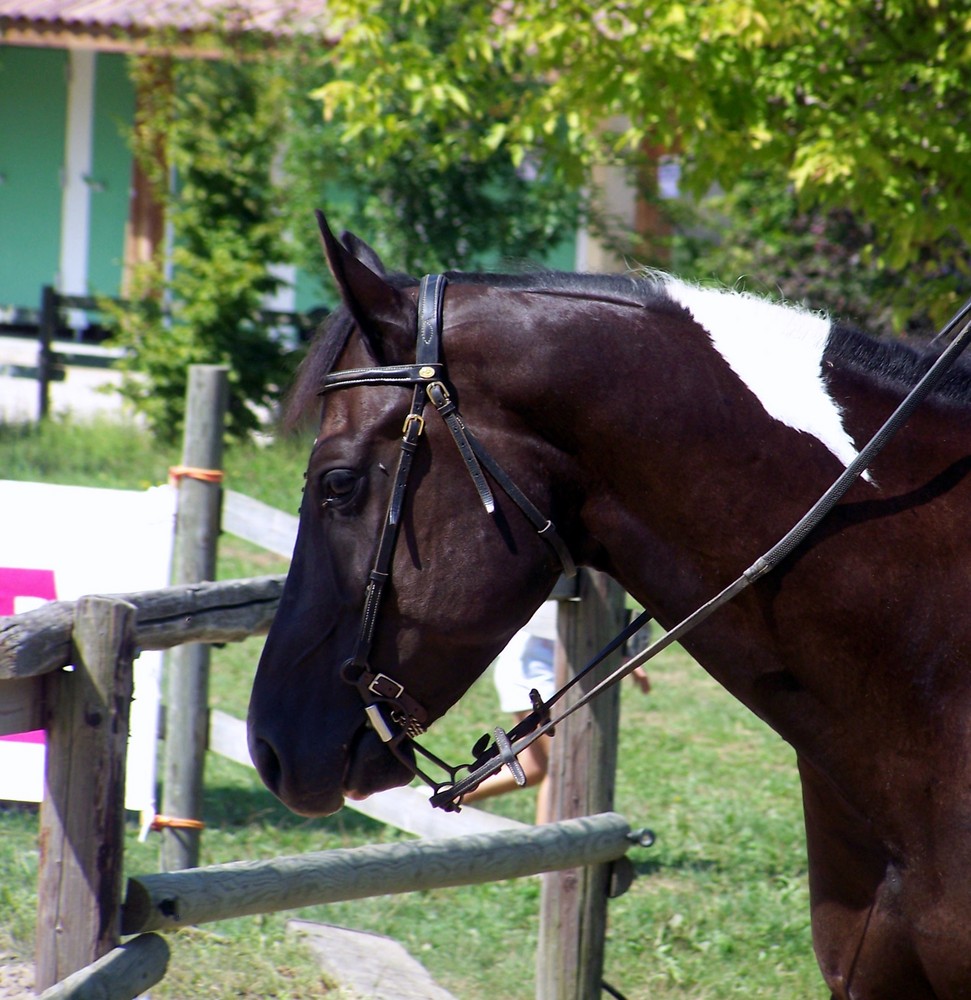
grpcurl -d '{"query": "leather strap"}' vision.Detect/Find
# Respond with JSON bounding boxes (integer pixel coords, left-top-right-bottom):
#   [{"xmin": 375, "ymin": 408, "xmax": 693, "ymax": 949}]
[
  {"xmin": 427, "ymin": 381, "xmax": 496, "ymax": 513},
  {"xmin": 465, "ymin": 427, "xmax": 577, "ymax": 578},
  {"xmin": 417, "ymin": 273, "xmax": 447, "ymax": 364},
  {"xmin": 320, "ymin": 363, "xmax": 443, "ymax": 393}
]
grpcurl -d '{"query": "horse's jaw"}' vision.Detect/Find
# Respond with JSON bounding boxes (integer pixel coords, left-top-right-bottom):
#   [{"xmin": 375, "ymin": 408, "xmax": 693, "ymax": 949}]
[{"xmin": 341, "ymin": 724, "xmax": 416, "ymax": 803}]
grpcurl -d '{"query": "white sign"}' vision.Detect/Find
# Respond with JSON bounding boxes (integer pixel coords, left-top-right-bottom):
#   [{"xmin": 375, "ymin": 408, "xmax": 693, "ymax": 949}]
[{"xmin": 0, "ymin": 480, "xmax": 175, "ymax": 825}]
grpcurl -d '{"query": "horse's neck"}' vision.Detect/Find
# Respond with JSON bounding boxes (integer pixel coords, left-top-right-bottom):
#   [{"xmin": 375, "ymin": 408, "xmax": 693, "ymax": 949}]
[
  {"xmin": 539, "ymin": 296, "xmax": 971, "ymax": 816},
  {"xmin": 540, "ymin": 293, "xmax": 971, "ymax": 605},
  {"xmin": 542, "ymin": 301, "xmax": 853, "ymax": 607}
]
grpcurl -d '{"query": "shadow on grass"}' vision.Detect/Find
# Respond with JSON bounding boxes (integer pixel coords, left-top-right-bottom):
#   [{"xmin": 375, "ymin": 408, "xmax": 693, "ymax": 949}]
[
  {"xmin": 632, "ymin": 856, "xmax": 719, "ymax": 877},
  {"xmin": 201, "ymin": 782, "xmax": 388, "ymax": 838}
]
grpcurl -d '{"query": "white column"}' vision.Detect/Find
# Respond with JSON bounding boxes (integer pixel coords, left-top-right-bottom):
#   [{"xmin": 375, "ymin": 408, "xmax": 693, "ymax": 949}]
[
  {"xmin": 59, "ymin": 49, "xmax": 95, "ymax": 304},
  {"xmin": 574, "ymin": 161, "xmax": 639, "ymax": 274}
]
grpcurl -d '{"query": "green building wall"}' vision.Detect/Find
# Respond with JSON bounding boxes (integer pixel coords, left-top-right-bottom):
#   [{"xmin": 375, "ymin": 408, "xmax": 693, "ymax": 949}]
[{"xmin": 0, "ymin": 46, "xmax": 69, "ymax": 307}]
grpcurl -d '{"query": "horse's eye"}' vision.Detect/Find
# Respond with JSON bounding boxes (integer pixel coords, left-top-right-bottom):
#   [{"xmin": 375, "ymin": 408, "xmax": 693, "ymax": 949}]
[{"xmin": 319, "ymin": 468, "xmax": 363, "ymax": 511}]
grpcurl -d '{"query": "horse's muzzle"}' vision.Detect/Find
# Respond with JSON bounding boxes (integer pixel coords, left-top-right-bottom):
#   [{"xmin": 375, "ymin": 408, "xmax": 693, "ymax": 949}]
[
  {"xmin": 248, "ymin": 731, "xmax": 345, "ymax": 817},
  {"xmin": 247, "ymin": 715, "xmax": 415, "ymax": 817}
]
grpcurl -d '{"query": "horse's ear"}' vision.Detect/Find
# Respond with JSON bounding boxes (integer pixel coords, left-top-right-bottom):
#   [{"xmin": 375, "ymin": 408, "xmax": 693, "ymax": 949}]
[
  {"xmin": 340, "ymin": 230, "xmax": 388, "ymax": 276},
  {"xmin": 315, "ymin": 210, "xmax": 414, "ymax": 363}
]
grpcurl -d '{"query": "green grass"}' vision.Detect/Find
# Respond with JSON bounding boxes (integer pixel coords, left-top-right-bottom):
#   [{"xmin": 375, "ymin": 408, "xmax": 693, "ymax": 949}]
[{"xmin": 0, "ymin": 416, "xmax": 825, "ymax": 998}]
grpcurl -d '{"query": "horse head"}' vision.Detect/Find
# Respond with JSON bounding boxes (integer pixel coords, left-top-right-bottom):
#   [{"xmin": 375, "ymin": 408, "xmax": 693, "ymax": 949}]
[{"xmin": 247, "ymin": 214, "xmax": 574, "ymax": 816}]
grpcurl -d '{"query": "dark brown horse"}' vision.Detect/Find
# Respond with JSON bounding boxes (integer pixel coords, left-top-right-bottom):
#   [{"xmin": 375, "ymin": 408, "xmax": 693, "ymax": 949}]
[{"xmin": 249, "ymin": 213, "xmax": 971, "ymax": 999}]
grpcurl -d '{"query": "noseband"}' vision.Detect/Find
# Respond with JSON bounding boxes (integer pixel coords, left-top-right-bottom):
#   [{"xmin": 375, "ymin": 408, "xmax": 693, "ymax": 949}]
[{"xmin": 319, "ymin": 274, "xmax": 576, "ymax": 806}]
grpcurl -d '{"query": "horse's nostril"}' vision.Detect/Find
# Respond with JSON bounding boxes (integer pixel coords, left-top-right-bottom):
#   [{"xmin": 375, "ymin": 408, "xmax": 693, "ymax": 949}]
[{"xmin": 251, "ymin": 737, "xmax": 282, "ymax": 794}]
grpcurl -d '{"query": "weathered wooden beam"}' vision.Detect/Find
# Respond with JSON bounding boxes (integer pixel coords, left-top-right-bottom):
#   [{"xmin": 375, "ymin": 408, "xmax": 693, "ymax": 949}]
[
  {"xmin": 538, "ymin": 570, "xmax": 627, "ymax": 1000},
  {"xmin": 162, "ymin": 364, "xmax": 228, "ymax": 872},
  {"xmin": 37, "ymin": 933, "xmax": 170, "ymax": 1000},
  {"xmin": 132, "ymin": 575, "xmax": 285, "ymax": 649},
  {"xmin": 121, "ymin": 812, "xmax": 631, "ymax": 935},
  {"xmin": 0, "ymin": 601, "xmax": 75, "ymax": 680},
  {"xmin": 0, "ymin": 675, "xmax": 45, "ymax": 735},
  {"xmin": 0, "ymin": 575, "xmax": 285, "ymax": 681},
  {"xmin": 35, "ymin": 597, "xmax": 136, "ymax": 990}
]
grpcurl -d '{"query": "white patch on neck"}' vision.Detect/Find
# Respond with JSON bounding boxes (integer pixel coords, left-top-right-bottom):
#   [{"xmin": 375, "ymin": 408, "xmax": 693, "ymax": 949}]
[{"xmin": 663, "ymin": 277, "xmax": 865, "ymax": 473}]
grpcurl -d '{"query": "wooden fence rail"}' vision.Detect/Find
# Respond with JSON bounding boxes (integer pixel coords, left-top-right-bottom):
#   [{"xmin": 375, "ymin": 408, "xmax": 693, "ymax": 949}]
[
  {"xmin": 3, "ymin": 285, "xmax": 320, "ymax": 420},
  {"xmin": 37, "ymin": 934, "xmax": 170, "ymax": 1000},
  {"xmin": 121, "ymin": 813, "xmax": 632, "ymax": 935},
  {"xmin": 0, "ymin": 574, "xmax": 284, "ymax": 682}
]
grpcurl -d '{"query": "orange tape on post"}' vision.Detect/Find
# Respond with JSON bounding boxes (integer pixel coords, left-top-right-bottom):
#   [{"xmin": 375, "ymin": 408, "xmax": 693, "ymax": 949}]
[
  {"xmin": 150, "ymin": 814, "xmax": 206, "ymax": 832},
  {"xmin": 168, "ymin": 465, "xmax": 225, "ymax": 486}
]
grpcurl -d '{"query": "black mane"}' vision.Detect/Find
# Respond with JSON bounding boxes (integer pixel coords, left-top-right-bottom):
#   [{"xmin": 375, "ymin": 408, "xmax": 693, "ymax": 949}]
[
  {"xmin": 443, "ymin": 267, "xmax": 665, "ymax": 305},
  {"xmin": 826, "ymin": 321, "xmax": 971, "ymax": 405}
]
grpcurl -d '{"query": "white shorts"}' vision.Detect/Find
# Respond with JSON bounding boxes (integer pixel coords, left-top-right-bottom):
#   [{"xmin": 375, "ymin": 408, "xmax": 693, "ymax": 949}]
[{"xmin": 492, "ymin": 631, "xmax": 555, "ymax": 713}]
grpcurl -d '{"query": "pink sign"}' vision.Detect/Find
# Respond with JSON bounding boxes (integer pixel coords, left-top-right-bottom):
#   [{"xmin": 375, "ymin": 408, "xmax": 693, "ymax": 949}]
[
  {"xmin": 0, "ymin": 566, "xmax": 56, "ymax": 615},
  {"xmin": 0, "ymin": 566, "xmax": 56, "ymax": 745},
  {"xmin": 0, "ymin": 479, "xmax": 175, "ymax": 813}
]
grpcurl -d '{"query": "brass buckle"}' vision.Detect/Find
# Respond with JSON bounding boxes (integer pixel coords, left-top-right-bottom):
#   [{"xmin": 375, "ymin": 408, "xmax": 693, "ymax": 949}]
[
  {"xmin": 426, "ymin": 381, "xmax": 450, "ymax": 406},
  {"xmin": 402, "ymin": 413, "xmax": 425, "ymax": 437}
]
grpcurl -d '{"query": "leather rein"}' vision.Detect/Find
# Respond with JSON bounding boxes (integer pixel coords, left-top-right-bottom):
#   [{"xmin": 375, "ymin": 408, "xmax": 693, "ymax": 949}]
[{"xmin": 321, "ymin": 274, "xmax": 971, "ymax": 813}]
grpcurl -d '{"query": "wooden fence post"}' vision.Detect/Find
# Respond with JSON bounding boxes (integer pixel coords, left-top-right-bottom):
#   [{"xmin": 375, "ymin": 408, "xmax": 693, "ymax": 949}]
[
  {"xmin": 35, "ymin": 596, "xmax": 136, "ymax": 991},
  {"xmin": 37, "ymin": 284, "xmax": 57, "ymax": 421},
  {"xmin": 161, "ymin": 364, "xmax": 228, "ymax": 872},
  {"xmin": 537, "ymin": 570, "xmax": 627, "ymax": 1000}
]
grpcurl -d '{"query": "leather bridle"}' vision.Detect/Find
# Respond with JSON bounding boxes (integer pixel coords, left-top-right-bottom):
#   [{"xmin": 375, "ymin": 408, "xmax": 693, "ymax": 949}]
[{"xmin": 319, "ymin": 273, "xmax": 577, "ymax": 808}]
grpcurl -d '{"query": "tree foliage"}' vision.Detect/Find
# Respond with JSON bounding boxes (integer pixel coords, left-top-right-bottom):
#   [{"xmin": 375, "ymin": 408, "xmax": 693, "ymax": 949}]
[
  {"xmin": 110, "ymin": 7, "xmax": 583, "ymax": 442},
  {"xmin": 112, "ymin": 47, "xmax": 291, "ymax": 441},
  {"xmin": 318, "ymin": 0, "xmax": 971, "ymax": 326},
  {"xmin": 670, "ymin": 166, "xmax": 943, "ymax": 338},
  {"xmin": 280, "ymin": 6, "xmax": 581, "ymax": 277}
]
